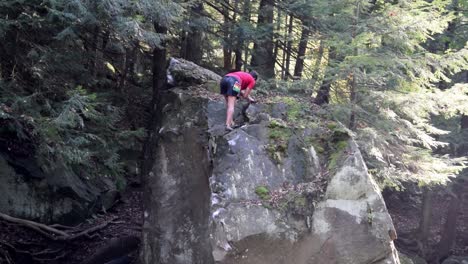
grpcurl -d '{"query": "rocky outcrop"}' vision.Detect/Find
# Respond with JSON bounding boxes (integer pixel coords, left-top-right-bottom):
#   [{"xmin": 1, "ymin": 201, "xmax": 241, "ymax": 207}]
[
  {"xmin": 167, "ymin": 58, "xmax": 221, "ymax": 88},
  {"xmin": 141, "ymin": 61, "xmax": 400, "ymax": 264},
  {"xmin": 0, "ymin": 152, "xmax": 117, "ymax": 224},
  {"xmin": 442, "ymin": 256, "xmax": 468, "ymax": 264}
]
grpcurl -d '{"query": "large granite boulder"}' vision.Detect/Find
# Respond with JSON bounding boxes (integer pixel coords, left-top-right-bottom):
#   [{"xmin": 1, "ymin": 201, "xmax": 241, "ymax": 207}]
[
  {"xmin": 140, "ymin": 61, "xmax": 399, "ymax": 264},
  {"xmin": 167, "ymin": 58, "xmax": 221, "ymax": 89}
]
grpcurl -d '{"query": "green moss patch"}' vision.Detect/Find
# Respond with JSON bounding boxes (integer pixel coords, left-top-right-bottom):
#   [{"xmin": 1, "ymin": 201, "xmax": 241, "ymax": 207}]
[
  {"xmin": 327, "ymin": 140, "xmax": 349, "ymax": 171},
  {"xmin": 255, "ymin": 186, "xmax": 271, "ymax": 200},
  {"xmin": 267, "ymin": 119, "xmax": 292, "ymax": 164},
  {"xmin": 269, "ymin": 96, "xmax": 307, "ymax": 123}
]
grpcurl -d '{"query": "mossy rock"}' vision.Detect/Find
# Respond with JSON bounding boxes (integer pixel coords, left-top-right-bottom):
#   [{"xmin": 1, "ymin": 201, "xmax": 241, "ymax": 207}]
[
  {"xmin": 269, "ymin": 96, "xmax": 306, "ymax": 122},
  {"xmin": 269, "ymin": 128, "xmax": 291, "ymax": 141},
  {"xmin": 331, "ymin": 126, "xmax": 350, "ymax": 142},
  {"xmin": 268, "ymin": 120, "xmax": 292, "ymax": 142},
  {"xmin": 282, "ymin": 97, "xmax": 304, "ymax": 122},
  {"xmin": 398, "ymin": 252, "xmax": 415, "ymax": 264},
  {"xmin": 335, "ymin": 140, "xmax": 348, "ymax": 150},
  {"xmin": 327, "ymin": 140, "xmax": 349, "ymax": 171},
  {"xmin": 204, "ymin": 80, "xmax": 219, "ymax": 93},
  {"xmin": 327, "ymin": 122, "xmax": 338, "ymax": 130},
  {"xmin": 267, "ymin": 120, "xmax": 292, "ymax": 164},
  {"xmin": 268, "ymin": 119, "xmax": 288, "ymax": 128},
  {"xmin": 305, "ymin": 137, "xmax": 326, "ymax": 154}
]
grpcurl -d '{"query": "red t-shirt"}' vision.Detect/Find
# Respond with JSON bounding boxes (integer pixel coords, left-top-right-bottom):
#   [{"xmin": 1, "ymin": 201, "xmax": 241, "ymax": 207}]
[{"xmin": 226, "ymin": 72, "xmax": 256, "ymax": 90}]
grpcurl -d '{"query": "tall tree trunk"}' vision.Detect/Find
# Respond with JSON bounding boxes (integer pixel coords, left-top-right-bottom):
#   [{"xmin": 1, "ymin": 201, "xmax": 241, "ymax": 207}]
[
  {"xmin": 223, "ymin": 3, "xmax": 232, "ymax": 71},
  {"xmin": 314, "ymin": 46, "xmax": 336, "ymax": 105},
  {"xmin": 233, "ymin": 0, "xmax": 243, "ymax": 71},
  {"xmin": 349, "ymin": 1, "xmax": 360, "ymax": 130},
  {"xmin": 234, "ymin": 47, "xmax": 243, "ymax": 71},
  {"xmin": 461, "ymin": 114, "xmax": 468, "ymax": 130},
  {"xmin": 349, "ymin": 73, "xmax": 357, "ymax": 130},
  {"xmin": 90, "ymin": 26, "xmax": 100, "ymax": 78},
  {"xmin": 294, "ymin": 21, "xmax": 311, "ymax": 79},
  {"xmin": 273, "ymin": 8, "xmax": 282, "ymax": 74},
  {"xmin": 310, "ymin": 39, "xmax": 324, "ymax": 89},
  {"xmin": 285, "ymin": 14, "xmax": 294, "ymax": 80},
  {"xmin": 151, "ymin": 24, "xmax": 168, "ymax": 105},
  {"xmin": 242, "ymin": 0, "xmax": 251, "ymax": 71},
  {"xmin": 436, "ymin": 190, "xmax": 461, "ymax": 261},
  {"xmin": 182, "ymin": 2, "xmax": 204, "ymax": 64},
  {"xmin": 418, "ymin": 186, "xmax": 432, "ymax": 255},
  {"xmin": 250, "ymin": 0, "xmax": 275, "ymax": 79},
  {"xmin": 280, "ymin": 15, "xmax": 288, "ymax": 80},
  {"xmin": 0, "ymin": 29, "xmax": 17, "ymax": 81},
  {"xmin": 140, "ymin": 20, "xmax": 167, "ymax": 264},
  {"xmin": 128, "ymin": 42, "xmax": 138, "ymax": 82},
  {"xmin": 119, "ymin": 47, "xmax": 129, "ymax": 92}
]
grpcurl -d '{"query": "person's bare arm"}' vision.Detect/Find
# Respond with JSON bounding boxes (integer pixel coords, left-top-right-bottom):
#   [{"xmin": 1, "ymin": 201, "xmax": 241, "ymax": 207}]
[
  {"xmin": 242, "ymin": 88, "xmax": 252, "ymax": 98},
  {"xmin": 241, "ymin": 88, "xmax": 256, "ymax": 103}
]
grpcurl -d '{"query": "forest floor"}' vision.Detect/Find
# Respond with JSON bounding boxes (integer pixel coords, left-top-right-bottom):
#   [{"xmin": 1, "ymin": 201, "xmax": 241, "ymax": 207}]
[
  {"xmin": 2, "ymin": 179, "xmax": 468, "ymax": 264},
  {"xmin": 385, "ymin": 185, "xmax": 468, "ymax": 263},
  {"xmin": 0, "ymin": 186, "xmax": 142, "ymax": 264}
]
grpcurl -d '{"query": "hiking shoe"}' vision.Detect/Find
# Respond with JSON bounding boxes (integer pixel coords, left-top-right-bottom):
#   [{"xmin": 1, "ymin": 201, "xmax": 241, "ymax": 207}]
[{"xmin": 226, "ymin": 125, "xmax": 234, "ymax": 131}]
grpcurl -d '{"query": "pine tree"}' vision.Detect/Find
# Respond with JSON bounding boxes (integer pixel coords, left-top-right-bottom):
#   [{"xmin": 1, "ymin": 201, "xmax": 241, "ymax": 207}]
[{"xmin": 251, "ymin": 0, "xmax": 275, "ymax": 78}]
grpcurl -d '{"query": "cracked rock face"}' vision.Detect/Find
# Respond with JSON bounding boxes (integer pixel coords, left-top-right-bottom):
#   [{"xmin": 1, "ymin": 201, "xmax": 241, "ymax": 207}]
[
  {"xmin": 140, "ymin": 60, "xmax": 399, "ymax": 264},
  {"xmin": 0, "ymin": 153, "xmax": 117, "ymax": 224}
]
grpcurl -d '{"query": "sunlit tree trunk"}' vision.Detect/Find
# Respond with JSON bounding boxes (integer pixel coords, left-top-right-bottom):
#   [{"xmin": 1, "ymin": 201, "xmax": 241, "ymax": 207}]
[
  {"xmin": 285, "ymin": 14, "xmax": 294, "ymax": 80},
  {"xmin": 349, "ymin": 1, "xmax": 360, "ymax": 130},
  {"xmin": 294, "ymin": 21, "xmax": 310, "ymax": 79},
  {"xmin": 310, "ymin": 39, "xmax": 324, "ymax": 89},
  {"xmin": 280, "ymin": 14, "xmax": 288, "ymax": 80},
  {"xmin": 273, "ymin": 8, "xmax": 282, "ymax": 75},
  {"xmin": 349, "ymin": 73, "xmax": 357, "ymax": 130},
  {"xmin": 314, "ymin": 46, "xmax": 335, "ymax": 105}
]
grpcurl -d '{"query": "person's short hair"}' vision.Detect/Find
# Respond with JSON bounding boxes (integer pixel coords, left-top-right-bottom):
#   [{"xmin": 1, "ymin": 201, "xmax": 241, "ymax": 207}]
[{"xmin": 249, "ymin": 70, "xmax": 258, "ymax": 81}]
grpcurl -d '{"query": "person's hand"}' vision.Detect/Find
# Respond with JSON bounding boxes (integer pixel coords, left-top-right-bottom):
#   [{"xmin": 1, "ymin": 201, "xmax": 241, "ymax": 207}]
[{"xmin": 248, "ymin": 96, "xmax": 256, "ymax": 104}]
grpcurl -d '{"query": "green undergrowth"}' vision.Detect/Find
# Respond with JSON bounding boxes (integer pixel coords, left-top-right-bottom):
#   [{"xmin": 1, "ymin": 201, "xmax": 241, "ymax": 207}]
[{"xmin": 268, "ymin": 96, "xmax": 308, "ymax": 124}]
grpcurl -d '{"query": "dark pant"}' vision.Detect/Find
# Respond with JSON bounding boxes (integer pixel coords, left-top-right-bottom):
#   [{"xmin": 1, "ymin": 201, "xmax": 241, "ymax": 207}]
[{"xmin": 220, "ymin": 76, "xmax": 241, "ymax": 97}]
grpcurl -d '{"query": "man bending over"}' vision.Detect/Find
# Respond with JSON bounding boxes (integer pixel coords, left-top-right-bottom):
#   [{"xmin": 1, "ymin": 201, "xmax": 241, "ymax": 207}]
[{"xmin": 219, "ymin": 70, "xmax": 258, "ymax": 131}]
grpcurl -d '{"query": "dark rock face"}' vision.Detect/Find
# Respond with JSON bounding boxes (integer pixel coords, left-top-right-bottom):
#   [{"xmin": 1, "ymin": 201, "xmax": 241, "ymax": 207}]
[
  {"xmin": 442, "ymin": 256, "xmax": 468, "ymax": 264},
  {"xmin": 0, "ymin": 153, "xmax": 117, "ymax": 224},
  {"xmin": 140, "ymin": 92, "xmax": 214, "ymax": 264},
  {"xmin": 141, "ymin": 61, "xmax": 399, "ymax": 264}
]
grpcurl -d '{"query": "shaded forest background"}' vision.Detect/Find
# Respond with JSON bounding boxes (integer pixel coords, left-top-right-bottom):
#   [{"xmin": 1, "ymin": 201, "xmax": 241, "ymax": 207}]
[{"xmin": 0, "ymin": 0, "xmax": 467, "ymax": 263}]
